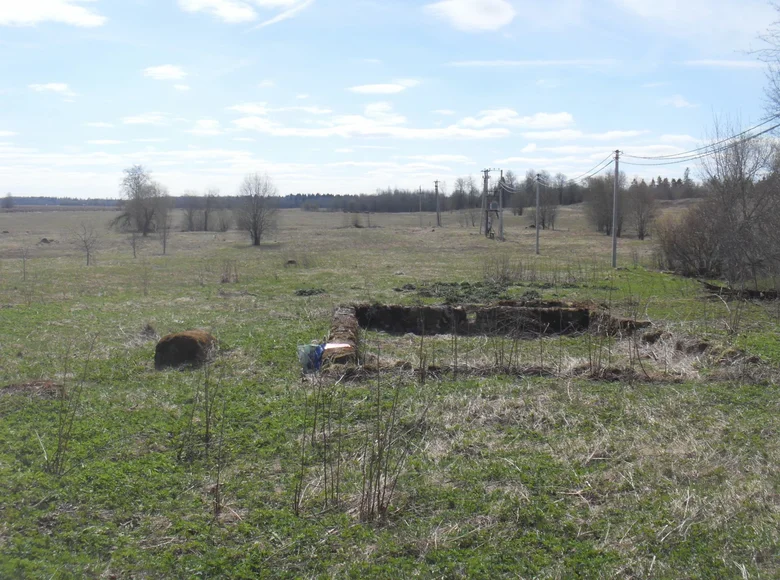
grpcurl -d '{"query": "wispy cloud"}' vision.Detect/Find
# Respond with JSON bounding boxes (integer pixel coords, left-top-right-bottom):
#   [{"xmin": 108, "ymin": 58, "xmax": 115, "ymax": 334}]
[
  {"xmin": 0, "ymin": 130, "xmax": 17, "ymax": 137},
  {"xmin": 29, "ymin": 82, "xmax": 76, "ymax": 97},
  {"xmin": 187, "ymin": 119, "xmax": 224, "ymax": 135},
  {"xmin": 433, "ymin": 109, "xmax": 456, "ymax": 115},
  {"xmin": 258, "ymin": 79, "xmax": 276, "ymax": 88},
  {"xmin": 144, "ymin": 65, "xmax": 187, "ymax": 80},
  {"xmin": 86, "ymin": 122, "xmax": 114, "ymax": 128},
  {"xmin": 175, "ymin": 84, "xmax": 191, "ymax": 91},
  {"xmin": 449, "ymin": 59, "xmax": 619, "ymax": 67},
  {"xmin": 425, "ymin": 0, "xmax": 515, "ymax": 32},
  {"xmin": 660, "ymin": 94, "xmax": 698, "ymax": 108},
  {"xmin": 87, "ymin": 140, "xmax": 123, "ymax": 145},
  {"xmin": 123, "ymin": 112, "xmax": 169, "ymax": 125},
  {"xmin": 0, "ymin": 1, "xmax": 106, "ymax": 27},
  {"xmin": 348, "ymin": 79, "xmax": 419, "ymax": 94},
  {"xmin": 682, "ymin": 59, "xmax": 765, "ymax": 69},
  {"xmin": 460, "ymin": 110, "xmax": 573, "ymax": 129},
  {"xmin": 255, "ymin": 0, "xmax": 315, "ymax": 28},
  {"xmin": 642, "ymin": 81, "xmax": 668, "ymax": 88},
  {"xmin": 521, "ymin": 129, "xmax": 648, "ymax": 141}
]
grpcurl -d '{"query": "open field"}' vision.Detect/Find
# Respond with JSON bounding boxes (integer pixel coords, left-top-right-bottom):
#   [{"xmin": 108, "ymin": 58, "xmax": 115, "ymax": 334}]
[{"xmin": 1, "ymin": 206, "xmax": 779, "ymax": 578}]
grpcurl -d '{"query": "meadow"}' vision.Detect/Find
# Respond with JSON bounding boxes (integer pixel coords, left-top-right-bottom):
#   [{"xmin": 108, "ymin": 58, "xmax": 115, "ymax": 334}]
[{"xmin": 0, "ymin": 205, "xmax": 778, "ymax": 578}]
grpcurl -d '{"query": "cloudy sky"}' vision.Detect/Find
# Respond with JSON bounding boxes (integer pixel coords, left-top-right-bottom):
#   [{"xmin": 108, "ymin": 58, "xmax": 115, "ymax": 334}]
[{"xmin": 0, "ymin": 0, "xmax": 774, "ymax": 198}]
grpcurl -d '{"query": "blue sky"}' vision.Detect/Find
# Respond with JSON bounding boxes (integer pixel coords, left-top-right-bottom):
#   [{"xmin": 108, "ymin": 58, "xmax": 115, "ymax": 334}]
[{"xmin": 0, "ymin": 0, "xmax": 774, "ymax": 198}]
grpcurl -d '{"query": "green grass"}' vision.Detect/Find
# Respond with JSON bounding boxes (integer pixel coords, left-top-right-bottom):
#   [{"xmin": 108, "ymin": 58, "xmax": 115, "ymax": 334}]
[{"xmin": 0, "ymin": 206, "xmax": 778, "ymax": 578}]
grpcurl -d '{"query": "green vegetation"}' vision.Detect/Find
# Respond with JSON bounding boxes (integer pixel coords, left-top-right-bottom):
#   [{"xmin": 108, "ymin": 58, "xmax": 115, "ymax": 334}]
[{"xmin": 0, "ymin": 207, "xmax": 778, "ymax": 578}]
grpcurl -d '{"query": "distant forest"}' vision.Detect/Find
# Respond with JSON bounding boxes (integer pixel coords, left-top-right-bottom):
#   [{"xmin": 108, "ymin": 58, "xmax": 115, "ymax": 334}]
[{"xmin": 3, "ymin": 170, "xmax": 702, "ymax": 214}]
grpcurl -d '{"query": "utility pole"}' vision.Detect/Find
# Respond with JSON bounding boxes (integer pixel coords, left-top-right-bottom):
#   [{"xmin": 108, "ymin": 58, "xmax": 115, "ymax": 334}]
[
  {"xmin": 419, "ymin": 185, "xmax": 423, "ymax": 228},
  {"xmin": 434, "ymin": 180, "xmax": 441, "ymax": 227},
  {"xmin": 481, "ymin": 169, "xmax": 489, "ymax": 236},
  {"xmin": 498, "ymin": 170, "xmax": 504, "ymax": 241},
  {"xmin": 535, "ymin": 174, "xmax": 541, "ymax": 255},
  {"xmin": 612, "ymin": 150, "xmax": 620, "ymax": 268}
]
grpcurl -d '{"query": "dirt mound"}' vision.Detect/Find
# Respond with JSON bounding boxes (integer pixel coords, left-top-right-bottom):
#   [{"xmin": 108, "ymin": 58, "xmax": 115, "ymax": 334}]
[
  {"xmin": 155, "ymin": 330, "xmax": 216, "ymax": 369},
  {"xmin": 325, "ymin": 307, "xmax": 359, "ymax": 364},
  {"xmin": 1, "ymin": 380, "xmax": 63, "ymax": 398}
]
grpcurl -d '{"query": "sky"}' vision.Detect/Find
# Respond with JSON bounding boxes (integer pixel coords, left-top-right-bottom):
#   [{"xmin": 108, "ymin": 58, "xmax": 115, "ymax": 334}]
[{"xmin": 0, "ymin": 0, "xmax": 776, "ymax": 198}]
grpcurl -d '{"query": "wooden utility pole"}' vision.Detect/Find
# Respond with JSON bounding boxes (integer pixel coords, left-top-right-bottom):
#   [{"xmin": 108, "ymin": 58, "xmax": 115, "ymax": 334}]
[
  {"xmin": 434, "ymin": 180, "xmax": 441, "ymax": 227},
  {"xmin": 482, "ymin": 169, "xmax": 490, "ymax": 236},
  {"xmin": 419, "ymin": 186, "xmax": 423, "ymax": 228},
  {"xmin": 498, "ymin": 170, "xmax": 504, "ymax": 241},
  {"xmin": 535, "ymin": 174, "xmax": 541, "ymax": 255},
  {"xmin": 612, "ymin": 150, "xmax": 620, "ymax": 268}
]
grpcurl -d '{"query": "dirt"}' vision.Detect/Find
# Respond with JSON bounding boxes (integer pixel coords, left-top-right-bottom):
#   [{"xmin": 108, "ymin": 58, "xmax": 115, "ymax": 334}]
[
  {"xmin": 1, "ymin": 380, "xmax": 63, "ymax": 398},
  {"xmin": 154, "ymin": 330, "xmax": 216, "ymax": 370},
  {"xmin": 325, "ymin": 306, "xmax": 359, "ymax": 364}
]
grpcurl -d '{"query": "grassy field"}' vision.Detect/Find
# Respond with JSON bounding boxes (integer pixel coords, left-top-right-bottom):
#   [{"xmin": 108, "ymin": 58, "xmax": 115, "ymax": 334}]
[{"xmin": 1, "ymin": 205, "xmax": 778, "ymax": 578}]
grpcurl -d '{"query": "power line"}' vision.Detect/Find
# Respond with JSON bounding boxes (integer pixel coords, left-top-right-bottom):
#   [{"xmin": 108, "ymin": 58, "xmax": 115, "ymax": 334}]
[{"xmin": 623, "ymin": 116, "xmax": 780, "ymax": 162}]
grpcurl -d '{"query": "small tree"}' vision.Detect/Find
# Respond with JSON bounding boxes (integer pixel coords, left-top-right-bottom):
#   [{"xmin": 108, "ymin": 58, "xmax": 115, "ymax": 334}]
[
  {"xmin": 628, "ymin": 180, "xmax": 657, "ymax": 240},
  {"xmin": 235, "ymin": 173, "xmax": 279, "ymax": 246},
  {"xmin": 74, "ymin": 223, "xmax": 99, "ymax": 266},
  {"xmin": 158, "ymin": 195, "xmax": 174, "ymax": 255},
  {"xmin": 1, "ymin": 193, "xmax": 13, "ymax": 210},
  {"xmin": 112, "ymin": 165, "xmax": 166, "ymax": 236}
]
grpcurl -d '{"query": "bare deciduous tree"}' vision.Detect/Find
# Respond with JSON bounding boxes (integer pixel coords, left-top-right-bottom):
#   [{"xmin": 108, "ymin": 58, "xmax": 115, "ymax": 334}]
[
  {"xmin": 158, "ymin": 195, "xmax": 174, "ymax": 255},
  {"xmin": 235, "ymin": 173, "xmax": 279, "ymax": 246},
  {"xmin": 627, "ymin": 179, "xmax": 657, "ymax": 240},
  {"xmin": 112, "ymin": 165, "xmax": 167, "ymax": 236},
  {"xmin": 74, "ymin": 223, "xmax": 99, "ymax": 266},
  {"xmin": 1, "ymin": 193, "xmax": 13, "ymax": 210}
]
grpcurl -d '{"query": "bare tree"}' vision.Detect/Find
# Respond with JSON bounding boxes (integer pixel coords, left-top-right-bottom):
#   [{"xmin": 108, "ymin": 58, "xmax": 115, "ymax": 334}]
[
  {"xmin": 182, "ymin": 191, "xmax": 201, "ymax": 232},
  {"xmin": 112, "ymin": 165, "xmax": 166, "ymax": 236},
  {"xmin": 158, "ymin": 195, "xmax": 174, "ymax": 255},
  {"xmin": 586, "ymin": 173, "xmax": 628, "ymax": 236},
  {"xmin": 1, "ymin": 193, "xmax": 13, "ymax": 210},
  {"xmin": 627, "ymin": 179, "xmax": 657, "ymax": 240},
  {"xmin": 74, "ymin": 223, "xmax": 99, "ymax": 266},
  {"xmin": 235, "ymin": 173, "xmax": 279, "ymax": 246},
  {"xmin": 203, "ymin": 188, "xmax": 219, "ymax": 232}
]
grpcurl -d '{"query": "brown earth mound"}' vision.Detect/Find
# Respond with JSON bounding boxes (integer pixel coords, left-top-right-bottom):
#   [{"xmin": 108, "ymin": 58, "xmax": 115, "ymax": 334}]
[
  {"xmin": 155, "ymin": 330, "xmax": 216, "ymax": 369},
  {"xmin": 325, "ymin": 307, "xmax": 359, "ymax": 364},
  {"xmin": 1, "ymin": 380, "xmax": 63, "ymax": 398}
]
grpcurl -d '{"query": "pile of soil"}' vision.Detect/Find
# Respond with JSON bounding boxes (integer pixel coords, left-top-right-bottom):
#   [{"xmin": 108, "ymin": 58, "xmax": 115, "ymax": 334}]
[{"xmin": 155, "ymin": 330, "xmax": 216, "ymax": 369}]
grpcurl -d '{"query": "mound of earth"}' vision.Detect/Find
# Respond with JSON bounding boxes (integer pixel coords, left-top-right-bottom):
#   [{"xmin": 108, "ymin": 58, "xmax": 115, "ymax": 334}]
[{"xmin": 155, "ymin": 330, "xmax": 216, "ymax": 369}]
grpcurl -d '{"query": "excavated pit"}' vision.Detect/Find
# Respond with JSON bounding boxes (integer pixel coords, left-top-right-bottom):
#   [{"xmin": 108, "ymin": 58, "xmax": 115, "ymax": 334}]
[{"xmin": 352, "ymin": 301, "xmax": 648, "ymax": 338}]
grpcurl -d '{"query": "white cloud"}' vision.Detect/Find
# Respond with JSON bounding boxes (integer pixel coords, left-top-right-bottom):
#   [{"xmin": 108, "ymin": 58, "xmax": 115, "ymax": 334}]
[
  {"xmin": 0, "ymin": 0, "xmax": 106, "ymax": 27},
  {"xmin": 425, "ymin": 0, "xmax": 515, "ymax": 31},
  {"xmin": 660, "ymin": 94, "xmax": 697, "ymax": 108},
  {"xmin": 123, "ymin": 112, "xmax": 169, "ymax": 125},
  {"xmin": 188, "ymin": 119, "xmax": 224, "ymax": 135},
  {"xmin": 660, "ymin": 134, "xmax": 698, "ymax": 143},
  {"xmin": 433, "ymin": 109, "xmax": 456, "ymax": 115},
  {"xmin": 258, "ymin": 79, "xmax": 276, "ymax": 88},
  {"xmin": 348, "ymin": 79, "xmax": 419, "ymax": 94},
  {"xmin": 229, "ymin": 102, "xmax": 270, "ymax": 116},
  {"xmin": 536, "ymin": 79, "xmax": 560, "ymax": 88},
  {"xmin": 642, "ymin": 81, "xmax": 668, "ymax": 88},
  {"xmin": 255, "ymin": 0, "xmax": 314, "ymax": 28},
  {"xmin": 459, "ymin": 110, "xmax": 573, "ymax": 129},
  {"xmin": 296, "ymin": 94, "xmax": 309, "ymax": 100},
  {"xmin": 144, "ymin": 65, "xmax": 187, "ymax": 81},
  {"xmin": 521, "ymin": 129, "xmax": 649, "ymax": 140},
  {"xmin": 86, "ymin": 122, "xmax": 113, "ymax": 128},
  {"xmin": 87, "ymin": 140, "xmax": 123, "ymax": 145},
  {"xmin": 335, "ymin": 148, "xmax": 354, "ymax": 153},
  {"xmin": 0, "ymin": 130, "xmax": 17, "ymax": 137},
  {"xmin": 175, "ymin": 84, "xmax": 191, "ymax": 91},
  {"xmin": 449, "ymin": 59, "xmax": 618, "ymax": 67},
  {"xmin": 278, "ymin": 105, "xmax": 332, "ymax": 114},
  {"xmin": 613, "ymin": 0, "xmax": 773, "ymax": 49},
  {"xmin": 682, "ymin": 59, "xmax": 765, "ymax": 69},
  {"xmin": 178, "ymin": 0, "xmax": 314, "ymax": 25},
  {"xmin": 521, "ymin": 143, "xmax": 537, "ymax": 153},
  {"xmin": 135, "ymin": 138, "xmax": 169, "ymax": 143},
  {"xmin": 231, "ymin": 101, "xmax": 509, "ymax": 139},
  {"xmin": 233, "ymin": 137, "xmax": 256, "ymax": 142},
  {"xmin": 29, "ymin": 83, "xmax": 76, "ymax": 97},
  {"xmin": 402, "ymin": 154, "xmax": 474, "ymax": 164}
]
